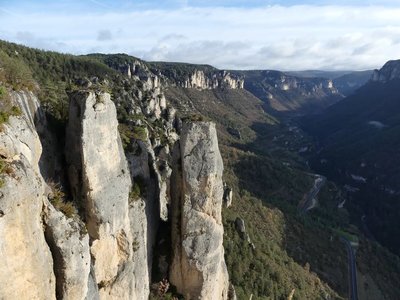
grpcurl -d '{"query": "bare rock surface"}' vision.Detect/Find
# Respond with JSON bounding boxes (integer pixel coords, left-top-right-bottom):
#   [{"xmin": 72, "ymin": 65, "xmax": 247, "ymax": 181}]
[
  {"xmin": 0, "ymin": 92, "xmax": 56, "ymax": 300},
  {"xmin": 43, "ymin": 202, "xmax": 91, "ymax": 300},
  {"xmin": 170, "ymin": 121, "xmax": 229, "ymax": 300},
  {"xmin": 66, "ymin": 91, "xmax": 135, "ymax": 299}
]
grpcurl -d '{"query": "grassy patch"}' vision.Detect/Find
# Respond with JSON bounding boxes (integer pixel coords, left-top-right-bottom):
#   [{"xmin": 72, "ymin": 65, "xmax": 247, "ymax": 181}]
[
  {"xmin": 47, "ymin": 181, "xmax": 78, "ymax": 219},
  {"xmin": 0, "ymin": 157, "xmax": 14, "ymax": 177},
  {"xmin": 119, "ymin": 124, "xmax": 148, "ymax": 152},
  {"xmin": 0, "ymin": 85, "xmax": 22, "ymax": 129},
  {"xmin": 220, "ymin": 146, "xmax": 344, "ymax": 299},
  {"xmin": 132, "ymin": 126, "xmax": 148, "ymax": 141},
  {"xmin": 129, "ymin": 182, "xmax": 141, "ymax": 203},
  {"xmin": 129, "ymin": 176, "xmax": 145, "ymax": 203}
]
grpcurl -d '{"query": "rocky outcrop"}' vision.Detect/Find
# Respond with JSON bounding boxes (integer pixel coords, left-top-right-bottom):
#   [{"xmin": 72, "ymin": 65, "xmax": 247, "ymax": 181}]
[
  {"xmin": 235, "ymin": 218, "xmax": 255, "ymax": 250},
  {"xmin": 66, "ymin": 91, "xmax": 135, "ymax": 299},
  {"xmin": 170, "ymin": 121, "xmax": 229, "ymax": 299},
  {"xmin": 0, "ymin": 92, "xmax": 56, "ymax": 300},
  {"xmin": 182, "ymin": 70, "xmax": 244, "ymax": 90},
  {"xmin": 260, "ymin": 71, "xmax": 337, "ymax": 93},
  {"xmin": 43, "ymin": 203, "xmax": 90, "ymax": 300},
  {"xmin": 223, "ymin": 186, "xmax": 233, "ymax": 208},
  {"xmin": 371, "ymin": 59, "xmax": 400, "ymax": 82},
  {"xmin": 243, "ymin": 70, "xmax": 342, "ymax": 113},
  {"xmin": 0, "ymin": 86, "xmax": 231, "ymax": 299}
]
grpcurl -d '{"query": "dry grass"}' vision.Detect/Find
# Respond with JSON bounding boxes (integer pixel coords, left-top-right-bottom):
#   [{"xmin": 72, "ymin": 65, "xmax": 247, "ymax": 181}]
[{"xmin": 47, "ymin": 180, "xmax": 77, "ymax": 218}]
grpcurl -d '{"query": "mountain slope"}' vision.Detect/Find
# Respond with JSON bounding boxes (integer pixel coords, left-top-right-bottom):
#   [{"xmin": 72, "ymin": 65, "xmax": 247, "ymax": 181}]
[
  {"xmin": 287, "ymin": 70, "xmax": 373, "ymax": 96},
  {"xmin": 300, "ymin": 60, "xmax": 400, "ymax": 256},
  {"xmin": 234, "ymin": 70, "xmax": 343, "ymax": 115},
  {"xmin": 333, "ymin": 70, "xmax": 373, "ymax": 96}
]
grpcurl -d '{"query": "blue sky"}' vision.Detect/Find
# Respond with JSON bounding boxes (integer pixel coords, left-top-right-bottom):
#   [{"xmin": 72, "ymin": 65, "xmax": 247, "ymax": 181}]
[{"xmin": 1, "ymin": 0, "xmax": 400, "ymax": 70}]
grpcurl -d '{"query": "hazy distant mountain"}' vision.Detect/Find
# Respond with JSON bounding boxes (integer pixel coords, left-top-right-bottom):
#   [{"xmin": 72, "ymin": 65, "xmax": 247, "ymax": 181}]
[
  {"xmin": 287, "ymin": 70, "xmax": 351, "ymax": 79},
  {"xmin": 288, "ymin": 69, "xmax": 373, "ymax": 96},
  {"xmin": 333, "ymin": 70, "xmax": 374, "ymax": 96},
  {"xmin": 234, "ymin": 70, "xmax": 343, "ymax": 115}
]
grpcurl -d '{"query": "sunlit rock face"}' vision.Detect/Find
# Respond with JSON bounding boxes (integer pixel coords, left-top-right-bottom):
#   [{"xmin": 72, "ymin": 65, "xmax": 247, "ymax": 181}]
[
  {"xmin": 170, "ymin": 121, "xmax": 230, "ymax": 300},
  {"xmin": 182, "ymin": 70, "xmax": 244, "ymax": 90},
  {"xmin": 0, "ymin": 92, "xmax": 56, "ymax": 300},
  {"xmin": 66, "ymin": 91, "xmax": 136, "ymax": 299}
]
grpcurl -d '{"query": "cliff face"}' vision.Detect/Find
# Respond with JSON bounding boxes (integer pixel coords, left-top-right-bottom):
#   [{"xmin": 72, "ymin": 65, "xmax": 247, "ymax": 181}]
[
  {"xmin": 0, "ymin": 84, "xmax": 231, "ymax": 299},
  {"xmin": 66, "ymin": 91, "xmax": 137, "ymax": 299},
  {"xmin": 170, "ymin": 122, "xmax": 229, "ymax": 299},
  {"xmin": 240, "ymin": 70, "xmax": 342, "ymax": 114},
  {"xmin": 371, "ymin": 60, "xmax": 400, "ymax": 82},
  {"xmin": 0, "ymin": 92, "xmax": 56, "ymax": 300},
  {"xmin": 182, "ymin": 70, "xmax": 244, "ymax": 90}
]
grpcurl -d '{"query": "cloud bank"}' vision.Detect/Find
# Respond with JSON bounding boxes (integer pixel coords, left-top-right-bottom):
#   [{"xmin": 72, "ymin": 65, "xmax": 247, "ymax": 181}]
[{"xmin": 1, "ymin": 2, "xmax": 400, "ymax": 70}]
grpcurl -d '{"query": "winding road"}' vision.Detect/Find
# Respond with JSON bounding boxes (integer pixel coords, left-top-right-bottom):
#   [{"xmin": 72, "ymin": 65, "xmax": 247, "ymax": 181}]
[
  {"xmin": 341, "ymin": 237, "xmax": 359, "ymax": 300},
  {"xmin": 299, "ymin": 174, "xmax": 359, "ymax": 299},
  {"xmin": 298, "ymin": 175, "xmax": 326, "ymax": 214}
]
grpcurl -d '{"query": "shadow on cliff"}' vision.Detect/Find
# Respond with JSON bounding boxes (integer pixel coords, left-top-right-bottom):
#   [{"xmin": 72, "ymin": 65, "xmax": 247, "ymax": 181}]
[{"xmin": 35, "ymin": 109, "xmax": 72, "ymax": 194}]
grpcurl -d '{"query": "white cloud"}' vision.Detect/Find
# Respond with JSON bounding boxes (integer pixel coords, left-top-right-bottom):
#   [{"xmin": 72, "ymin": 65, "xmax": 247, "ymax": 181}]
[{"xmin": 1, "ymin": 4, "xmax": 400, "ymax": 70}]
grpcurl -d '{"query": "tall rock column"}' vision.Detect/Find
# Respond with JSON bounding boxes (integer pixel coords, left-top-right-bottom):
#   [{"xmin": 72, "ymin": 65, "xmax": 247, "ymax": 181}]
[
  {"xmin": 170, "ymin": 121, "xmax": 229, "ymax": 300},
  {"xmin": 0, "ymin": 92, "xmax": 56, "ymax": 299},
  {"xmin": 66, "ymin": 91, "xmax": 134, "ymax": 299}
]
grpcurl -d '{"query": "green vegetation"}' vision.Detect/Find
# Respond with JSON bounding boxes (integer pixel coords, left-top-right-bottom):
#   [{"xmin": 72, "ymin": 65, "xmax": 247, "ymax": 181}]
[
  {"xmin": 0, "ymin": 105, "xmax": 21, "ymax": 128},
  {"xmin": 132, "ymin": 126, "xmax": 148, "ymax": 141},
  {"xmin": 181, "ymin": 113, "xmax": 210, "ymax": 123},
  {"xmin": 129, "ymin": 176, "xmax": 146, "ymax": 203},
  {"xmin": 0, "ymin": 50, "xmax": 36, "ymax": 91},
  {"xmin": 0, "ymin": 40, "xmax": 119, "ymax": 122},
  {"xmin": 357, "ymin": 238, "xmax": 400, "ymax": 299},
  {"xmin": 0, "ymin": 85, "xmax": 22, "ymax": 129},
  {"xmin": 0, "ymin": 157, "xmax": 14, "ymax": 178},
  {"xmin": 165, "ymin": 87, "xmax": 276, "ymax": 145},
  {"xmin": 149, "ymin": 61, "xmax": 217, "ymax": 83},
  {"xmin": 301, "ymin": 79, "xmax": 400, "ymax": 256},
  {"xmin": 119, "ymin": 124, "xmax": 148, "ymax": 152},
  {"xmin": 221, "ymin": 145, "xmax": 346, "ymax": 299},
  {"xmin": 129, "ymin": 182, "xmax": 142, "ymax": 202},
  {"xmin": 47, "ymin": 181, "xmax": 78, "ymax": 219}
]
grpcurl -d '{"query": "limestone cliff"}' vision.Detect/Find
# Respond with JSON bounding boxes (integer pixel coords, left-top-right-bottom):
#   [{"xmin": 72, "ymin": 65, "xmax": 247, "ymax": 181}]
[
  {"xmin": 66, "ymin": 91, "xmax": 137, "ymax": 299},
  {"xmin": 241, "ymin": 70, "xmax": 342, "ymax": 113},
  {"xmin": 0, "ymin": 91, "xmax": 55, "ymax": 300},
  {"xmin": 0, "ymin": 85, "xmax": 231, "ymax": 300},
  {"xmin": 170, "ymin": 122, "xmax": 229, "ymax": 300},
  {"xmin": 43, "ymin": 203, "xmax": 91, "ymax": 300},
  {"xmin": 181, "ymin": 70, "xmax": 244, "ymax": 90}
]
